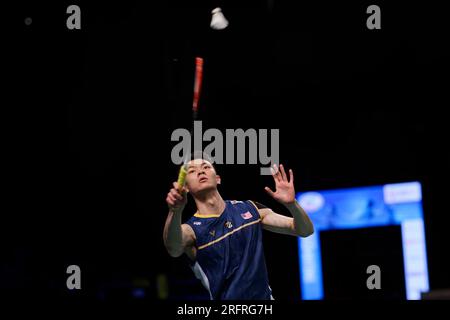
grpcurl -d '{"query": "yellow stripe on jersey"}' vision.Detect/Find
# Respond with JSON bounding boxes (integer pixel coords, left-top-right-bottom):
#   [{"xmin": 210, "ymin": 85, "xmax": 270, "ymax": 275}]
[{"xmin": 198, "ymin": 219, "xmax": 261, "ymax": 250}]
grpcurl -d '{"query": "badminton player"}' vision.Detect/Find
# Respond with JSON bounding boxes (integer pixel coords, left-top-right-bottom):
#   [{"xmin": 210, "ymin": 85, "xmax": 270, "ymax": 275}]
[{"xmin": 163, "ymin": 154, "xmax": 314, "ymax": 300}]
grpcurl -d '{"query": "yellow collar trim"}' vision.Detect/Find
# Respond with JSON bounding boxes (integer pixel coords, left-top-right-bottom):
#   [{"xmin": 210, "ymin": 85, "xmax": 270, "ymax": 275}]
[{"xmin": 194, "ymin": 212, "xmax": 221, "ymax": 218}]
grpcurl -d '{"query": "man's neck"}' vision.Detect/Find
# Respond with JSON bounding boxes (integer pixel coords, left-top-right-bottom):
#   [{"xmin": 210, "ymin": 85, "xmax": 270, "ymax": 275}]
[{"xmin": 194, "ymin": 190, "xmax": 226, "ymax": 216}]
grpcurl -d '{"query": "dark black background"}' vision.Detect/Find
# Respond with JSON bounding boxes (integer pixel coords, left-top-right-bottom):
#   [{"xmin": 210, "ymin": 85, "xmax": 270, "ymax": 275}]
[
  {"xmin": 4, "ymin": 0, "xmax": 449, "ymax": 305},
  {"xmin": 321, "ymin": 225, "xmax": 406, "ymax": 299}
]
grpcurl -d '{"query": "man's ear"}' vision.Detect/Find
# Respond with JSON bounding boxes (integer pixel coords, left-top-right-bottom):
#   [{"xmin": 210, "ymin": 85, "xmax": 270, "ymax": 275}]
[{"xmin": 216, "ymin": 175, "xmax": 221, "ymax": 185}]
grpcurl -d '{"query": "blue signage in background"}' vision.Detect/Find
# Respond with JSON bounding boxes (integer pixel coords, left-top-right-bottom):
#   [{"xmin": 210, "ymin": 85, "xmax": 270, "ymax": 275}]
[{"xmin": 297, "ymin": 181, "xmax": 429, "ymax": 300}]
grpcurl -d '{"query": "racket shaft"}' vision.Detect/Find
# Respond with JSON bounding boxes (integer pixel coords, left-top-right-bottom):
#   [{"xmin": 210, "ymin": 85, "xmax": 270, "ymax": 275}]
[{"xmin": 193, "ymin": 57, "xmax": 204, "ymax": 112}]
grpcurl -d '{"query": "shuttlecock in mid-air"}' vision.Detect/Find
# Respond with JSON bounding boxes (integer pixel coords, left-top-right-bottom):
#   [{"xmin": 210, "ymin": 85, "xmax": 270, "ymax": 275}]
[{"xmin": 210, "ymin": 7, "xmax": 229, "ymax": 30}]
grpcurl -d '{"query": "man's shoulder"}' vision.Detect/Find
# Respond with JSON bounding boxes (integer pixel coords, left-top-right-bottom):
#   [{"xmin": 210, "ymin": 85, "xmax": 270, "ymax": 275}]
[{"xmin": 227, "ymin": 200, "xmax": 268, "ymax": 210}]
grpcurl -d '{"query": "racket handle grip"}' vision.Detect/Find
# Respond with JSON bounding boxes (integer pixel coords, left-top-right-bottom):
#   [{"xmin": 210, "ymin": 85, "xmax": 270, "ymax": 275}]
[{"xmin": 177, "ymin": 165, "xmax": 188, "ymax": 192}]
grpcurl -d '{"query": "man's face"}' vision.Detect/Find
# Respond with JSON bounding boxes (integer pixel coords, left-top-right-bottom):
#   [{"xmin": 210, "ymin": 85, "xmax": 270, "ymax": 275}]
[{"xmin": 185, "ymin": 159, "xmax": 220, "ymax": 195}]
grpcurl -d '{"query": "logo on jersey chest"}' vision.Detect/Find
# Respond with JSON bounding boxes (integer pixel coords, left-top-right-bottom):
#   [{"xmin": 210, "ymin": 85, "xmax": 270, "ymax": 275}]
[
  {"xmin": 209, "ymin": 230, "xmax": 216, "ymax": 237},
  {"xmin": 224, "ymin": 221, "xmax": 233, "ymax": 229},
  {"xmin": 193, "ymin": 221, "xmax": 202, "ymax": 226}
]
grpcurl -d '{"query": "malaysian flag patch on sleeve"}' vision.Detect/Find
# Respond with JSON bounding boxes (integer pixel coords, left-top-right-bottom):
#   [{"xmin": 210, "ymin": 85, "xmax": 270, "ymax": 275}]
[{"xmin": 241, "ymin": 211, "xmax": 253, "ymax": 219}]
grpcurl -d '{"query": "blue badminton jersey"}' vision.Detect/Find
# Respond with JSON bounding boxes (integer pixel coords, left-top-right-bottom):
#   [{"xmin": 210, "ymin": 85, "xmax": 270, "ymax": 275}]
[{"xmin": 185, "ymin": 200, "xmax": 273, "ymax": 300}]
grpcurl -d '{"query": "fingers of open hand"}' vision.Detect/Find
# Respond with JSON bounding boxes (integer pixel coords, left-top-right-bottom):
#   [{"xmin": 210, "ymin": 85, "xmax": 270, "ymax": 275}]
[
  {"xmin": 264, "ymin": 186, "xmax": 276, "ymax": 197},
  {"xmin": 279, "ymin": 164, "xmax": 288, "ymax": 182},
  {"xmin": 271, "ymin": 164, "xmax": 281, "ymax": 183}
]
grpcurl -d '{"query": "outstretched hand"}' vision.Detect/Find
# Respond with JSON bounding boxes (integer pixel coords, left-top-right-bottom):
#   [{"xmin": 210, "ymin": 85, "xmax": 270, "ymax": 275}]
[{"xmin": 264, "ymin": 164, "xmax": 296, "ymax": 205}]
